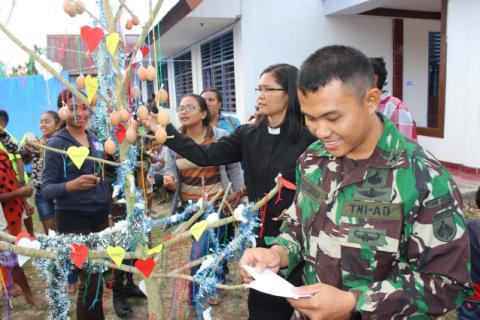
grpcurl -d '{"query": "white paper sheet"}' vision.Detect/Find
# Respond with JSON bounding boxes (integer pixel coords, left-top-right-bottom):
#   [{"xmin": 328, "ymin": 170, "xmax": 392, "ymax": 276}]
[{"xmin": 241, "ymin": 264, "xmax": 311, "ymax": 299}]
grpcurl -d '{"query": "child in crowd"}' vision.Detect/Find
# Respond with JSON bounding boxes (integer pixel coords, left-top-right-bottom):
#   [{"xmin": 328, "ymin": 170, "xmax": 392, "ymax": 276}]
[
  {"xmin": 0, "ymin": 109, "xmax": 34, "ymax": 235},
  {"xmin": 147, "ymin": 142, "xmax": 170, "ymax": 205},
  {"xmin": 0, "ymin": 129, "xmax": 44, "ymax": 307}
]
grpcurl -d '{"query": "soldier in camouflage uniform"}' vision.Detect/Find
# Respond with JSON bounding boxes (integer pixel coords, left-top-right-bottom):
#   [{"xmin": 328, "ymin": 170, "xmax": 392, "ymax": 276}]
[{"xmin": 240, "ymin": 45, "xmax": 471, "ymax": 319}]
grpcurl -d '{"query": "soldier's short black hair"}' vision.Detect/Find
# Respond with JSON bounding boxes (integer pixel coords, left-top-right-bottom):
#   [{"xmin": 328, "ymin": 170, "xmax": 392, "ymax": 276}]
[
  {"xmin": 298, "ymin": 45, "xmax": 375, "ymax": 101},
  {"xmin": 0, "ymin": 109, "xmax": 9, "ymax": 126},
  {"xmin": 476, "ymin": 186, "xmax": 480, "ymax": 209},
  {"xmin": 370, "ymin": 57, "xmax": 388, "ymax": 90}
]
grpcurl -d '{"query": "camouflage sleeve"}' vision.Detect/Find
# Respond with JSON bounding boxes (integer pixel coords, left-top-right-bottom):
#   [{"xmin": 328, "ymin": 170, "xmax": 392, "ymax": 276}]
[
  {"xmin": 0, "ymin": 131, "xmax": 20, "ymax": 154},
  {"xmin": 350, "ymin": 166, "xmax": 471, "ymax": 318},
  {"xmin": 272, "ymin": 162, "xmax": 304, "ymax": 275}
]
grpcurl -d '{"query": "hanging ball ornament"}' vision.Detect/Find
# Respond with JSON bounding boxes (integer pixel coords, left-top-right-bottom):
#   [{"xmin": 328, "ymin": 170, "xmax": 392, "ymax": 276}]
[
  {"xmin": 58, "ymin": 106, "xmax": 71, "ymax": 120},
  {"xmin": 130, "ymin": 86, "xmax": 140, "ymax": 100},
  {"xmin": 110, "ymin": 111, "xmax": 121, "ymax": 126},
  {"xmin": 125, "ymin": 126, "xmax": 138, "ymax": 144},
  {"xmin": 155, "ymin": 88, "xmax": 169, "ymax": 104},
  {"xmin": 157, "ymin": 108, "xmax": 170, "ymax": 127},
  {"xmin": 73, "ymin": 0, "xmax": 85, "ymax": 14},
  {"xmin": 104, "ymin": 138, "xmax": 116, "ymax": 155},
  {"xmin": 125, "ymin": 19, "xmax": 133, "ymax": 30},
  {"xmin": 119, "ymin": 109, "xmax": 130, "ymax": 122},
  {"xmin": 146, "ymin": 65, "xmax": 156, "ymax": 81},
  {"xmin": 76, "ymin": 73, "xmax": 85, "ymax": 89},
  {"xmin": 63, "ymin": 0, "xmax": 77, "ymax": 17},
  {"xmin": 155, "ymin": 127, "xmax": 167, "ymax": 144},
  {"xmin": 137, "ymin": 105, "xmax": 149, "ymax": 121},
  {"xmin": 138, "ymin": 65, "xmax": 147, "ymax": 82},
  {"xmin": 129, "ymin": 119, "xmax": 138, "ymax": 129},
  {"xmin": 125, "ymin": 126, "xmax": 137, "ymax": 143}
]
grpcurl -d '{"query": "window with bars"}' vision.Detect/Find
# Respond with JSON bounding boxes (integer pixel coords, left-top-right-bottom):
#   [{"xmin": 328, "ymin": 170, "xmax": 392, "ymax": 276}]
[
  {"xmin": 427, "ymin": 31, "xmax": 441, "ymax": 128},
  {"xmin": 201, "ymin": 31, "xmax": 236, "ymax": 112},
  {"xmin": 174, "ymin": 51, "xmax": 193, "ymax": 106}
]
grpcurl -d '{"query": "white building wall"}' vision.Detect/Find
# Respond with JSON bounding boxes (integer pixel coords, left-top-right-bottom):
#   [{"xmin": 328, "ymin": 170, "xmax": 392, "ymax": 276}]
[
  {"xmin": 418, "ymin": 0, "xmax": 480, "ymax": 168},
  {"xmin": 235, "ymin": 0, "xmax": 393, "ymax": 121},
  {"xmin": 191, "ymin": 43, "xmax": 203, "ymax": 94},
  {"xmin": 162, "ymin": 0, "xmax": 480, "ymax": 168},
  {"xmin": 403, "ymin": 19, "xmax": 441, "ymax": 127},
  {"xmin": 166, "ymin": 60, "xmax": 179, "ymax": 127}
]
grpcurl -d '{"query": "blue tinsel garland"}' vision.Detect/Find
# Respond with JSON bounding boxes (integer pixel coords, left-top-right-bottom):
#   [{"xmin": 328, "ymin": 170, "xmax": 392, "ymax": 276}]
[{"xmin": 193, "ymin": 204, "xmax": 260, "ymax": 312}]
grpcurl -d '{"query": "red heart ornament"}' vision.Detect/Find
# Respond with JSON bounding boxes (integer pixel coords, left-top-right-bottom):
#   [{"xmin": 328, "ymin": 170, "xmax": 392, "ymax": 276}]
[
  {"xmin": 113, "ymin": 125, "xmax": 126, "ymax": 144},
  {"xmin": 80, "ymin": 26, "xmax": 105, "ymax": 52},
  {"xmin": 135, "ymin": 258, "xmax": 155, "ymax": 279},
  {"xmin": 140, "ymin": 46, "xmax": 149, "ymax": 57},
  {"xmin": 70, "ymin": 243, "xmax": 89, "ymax": 269}
]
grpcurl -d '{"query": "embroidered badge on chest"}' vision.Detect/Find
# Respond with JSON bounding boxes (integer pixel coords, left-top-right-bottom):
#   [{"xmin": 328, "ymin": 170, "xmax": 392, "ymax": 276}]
[
  {"xmin": 343, "ymin": 200, "xmax": 402, "ymax": 220},
  {"xmin": 354, "ymin": 187, "xmax": 390, "ymax": 201},
  {"xmin": 347, "ymin": 226, "xmax": 386, "ymax": 246},
  {"xmin": 433, "ymin": 209, "xmax": 457, "ymax": 242},
  {"xmin": 426, "ymin": 194, "xmax": 454, "ymax": 209},
  {"xmin": 363, "ymin": 169, "xmax": 389, "ymax": 187},
  {"xmin": 300, "ymin": 177, "xmax": 325, "ymax": 203}
]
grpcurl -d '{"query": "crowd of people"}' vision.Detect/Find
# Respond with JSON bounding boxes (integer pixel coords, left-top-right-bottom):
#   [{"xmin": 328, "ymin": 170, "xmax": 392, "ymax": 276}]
[{"xmin": 0, "ymin": 44, "xmax": 478, "ymax": 320}]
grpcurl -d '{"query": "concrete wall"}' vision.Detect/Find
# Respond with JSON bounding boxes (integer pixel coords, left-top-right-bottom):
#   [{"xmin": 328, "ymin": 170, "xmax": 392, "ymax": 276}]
[
  {"xmin": 418, "ymin": 0, "xmax": 480, "ymax": 168},
  {"xmin": 235, "ymin": 0, "xmax": 392, "ymax": 121},
  {"xmin": 403, "ymin": 19, "xmax": 441, "ymax": 127},
  {"xmin": 161, "ymin": 0, "xmax": 480, "ymax": 168}
]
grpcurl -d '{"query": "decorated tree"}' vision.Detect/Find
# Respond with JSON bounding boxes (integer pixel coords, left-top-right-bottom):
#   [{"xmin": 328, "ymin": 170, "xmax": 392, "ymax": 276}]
[{"xmin": 0, "ymin": 1, "xmax": 284, "ymax": 319}]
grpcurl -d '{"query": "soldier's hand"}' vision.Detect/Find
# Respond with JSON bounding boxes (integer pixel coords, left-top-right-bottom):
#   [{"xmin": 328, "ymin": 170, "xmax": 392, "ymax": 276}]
[
  {"xmin": 288, "ymin": 283, "xmax": 356, "ymax": 320},
  {"xmin": 66, "ymin": 174, "xmax": 100, "ymax": 192},
  {"xmin": 239, "ymin": 248, "xmax": 282, "ymax": 283}
]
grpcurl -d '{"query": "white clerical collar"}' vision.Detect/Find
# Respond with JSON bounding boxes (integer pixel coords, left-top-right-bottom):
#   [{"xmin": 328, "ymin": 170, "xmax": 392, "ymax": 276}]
[{"xmin": 268, "ymin": 126, "xmax": 281, "ymax": 135}]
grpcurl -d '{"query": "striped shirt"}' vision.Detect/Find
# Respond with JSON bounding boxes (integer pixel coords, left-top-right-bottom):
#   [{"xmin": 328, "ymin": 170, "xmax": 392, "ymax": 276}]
[
  {"xmin": 377, "ymin": 91, "xmax": 417, "ymax": 141},
  {"xmin": 176, "ymin": 126, "xmax": 223, "ymax": 201}
]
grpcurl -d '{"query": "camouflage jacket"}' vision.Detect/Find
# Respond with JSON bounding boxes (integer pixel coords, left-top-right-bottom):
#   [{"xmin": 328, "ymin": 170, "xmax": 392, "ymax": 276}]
[{"xmin": 275, "ymin": 114, "xmax": 471, "ymax": 319}]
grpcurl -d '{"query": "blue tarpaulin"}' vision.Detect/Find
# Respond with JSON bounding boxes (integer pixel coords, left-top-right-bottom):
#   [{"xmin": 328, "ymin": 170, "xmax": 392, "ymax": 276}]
[{"xmin": 0, "ymin": 72, "xmax": 69, "ymax": 140}]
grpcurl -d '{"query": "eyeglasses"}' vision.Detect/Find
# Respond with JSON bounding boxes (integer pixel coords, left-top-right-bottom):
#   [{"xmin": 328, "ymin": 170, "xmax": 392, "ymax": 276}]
[
  {"xmin": 255, "ymin": 87, "xmax": 285, "ymax": 94},
  {"xmin": 176, "ymin": 104, "xmax": 200, "ymax": 113}
]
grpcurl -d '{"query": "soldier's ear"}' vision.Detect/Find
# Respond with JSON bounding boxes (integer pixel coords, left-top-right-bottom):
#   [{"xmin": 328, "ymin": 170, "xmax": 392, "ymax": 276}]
[{"xmin": 364, "ymin": 88, "xmax": 381, "ymax": 114}]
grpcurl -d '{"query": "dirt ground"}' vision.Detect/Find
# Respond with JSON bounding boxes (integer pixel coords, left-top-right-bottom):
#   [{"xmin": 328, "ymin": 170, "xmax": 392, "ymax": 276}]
[
  {"xmin": 1, "ymin": 198, "xmax": 478, "ymax": 319},
  {"xmin": 0, "ymin": 200, "xmax": 249, "ymax": 320}
]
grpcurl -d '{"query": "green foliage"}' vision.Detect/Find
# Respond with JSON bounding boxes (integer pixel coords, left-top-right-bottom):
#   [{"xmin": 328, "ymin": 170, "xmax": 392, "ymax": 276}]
[
  {"xmin": 6, "ymin": 44, "xmax": 44, "ymax": 77},
  {"xmin": 0, "ymin": 61, "xmax": 5, "ymax": 78}
]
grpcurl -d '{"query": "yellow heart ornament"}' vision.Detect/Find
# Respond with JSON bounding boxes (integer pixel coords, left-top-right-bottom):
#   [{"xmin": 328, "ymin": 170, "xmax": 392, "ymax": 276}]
[
  {"xmin": 85, "ymin": 75, "xmax": 99, "ymax": 105},
  {"xmin": 106, "ymin": 32, "xmax": 120, "ymax": 55},
  {"xmin": 190, "ymin": 221, "xmax": 208, "ymax": 241},
  {"xmin": 147, "ymin": 244, "xmax": 163, "ymax": 256},
  {"xmin": 107, "ymin": 246, "xmax": 126, "ymax": 267},
  {"xmin": 66, "ymin": 146, "xmax": 89, "ymax": 169}
]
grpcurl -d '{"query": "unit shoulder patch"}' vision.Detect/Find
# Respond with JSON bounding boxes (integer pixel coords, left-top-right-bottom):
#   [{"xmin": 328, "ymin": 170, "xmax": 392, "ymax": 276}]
[{"xmin": 433, "ymin": 209, "xmax": 457, "ymax": 242}]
